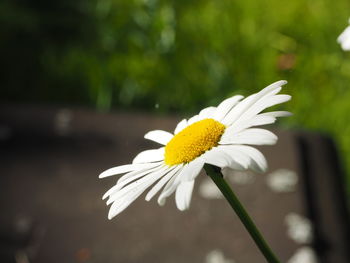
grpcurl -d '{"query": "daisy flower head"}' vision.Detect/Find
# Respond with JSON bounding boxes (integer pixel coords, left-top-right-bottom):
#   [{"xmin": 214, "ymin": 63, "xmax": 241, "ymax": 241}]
[
  {"xmin": 100, "ymin": 80, "xmax": 291, "ymax": 219},
  {"xmin": 337, "ymin": 18, "xmax": 350, "ymax": 51}
]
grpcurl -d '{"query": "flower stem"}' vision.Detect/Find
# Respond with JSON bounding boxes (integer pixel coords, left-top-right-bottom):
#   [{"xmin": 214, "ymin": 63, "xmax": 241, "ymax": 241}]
[{"xmin": 204, "ymin": 164, "xmax": 280, "ymax": 263}]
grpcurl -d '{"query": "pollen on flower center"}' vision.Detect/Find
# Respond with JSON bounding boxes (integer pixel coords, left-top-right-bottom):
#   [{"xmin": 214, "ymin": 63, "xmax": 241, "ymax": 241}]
[{"xmin": 165, "ymin": 118, "xmax": 226, "ymax": 165}]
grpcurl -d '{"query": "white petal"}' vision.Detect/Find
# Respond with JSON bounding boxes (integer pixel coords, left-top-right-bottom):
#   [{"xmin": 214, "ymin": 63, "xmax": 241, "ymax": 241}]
[
  {"xmin": 132, "ymin": 148, "xmax": 165, "ymax": 164},
  {"xmin": 225, "ymin": 111, "xmax": 292, "ymax": 134},
  {"xmin": 106, "ymin": 165, "xmax": 170, "ymax": 205},
  {"xmin": 108, "ymin": 185, "xmax": 150, "ymax": 219},
  {"xmin": 174, "ymin": 119, "xmax": 188, "ymax": 134},
  {"xmin": 199, "ymin": 106, "xmax": 216, "ymax": 119},
  {"xmin": 181, "ymin": 158, "xmax": 204, "ymax": 181},
  {"xmin": 222, "ymin": 80, "xmax": 288, "ymax": 126},
  {"xmin": 103, "ymin": 164, "xmax": 164, "ymax": 200},
  {"xmin": 224, "ymin": 145, "xmax": 267, "ymax": 173},
  {"xmin": 180, "ymin": 107, "xmax": 217, "ymax": 126},
  {"xmin": 242, "ymin": 110, "xmax": 292, "ymax": 128},
  {"xmin": 218, "ymin": 146, "xmax": 251, "ymax": 169},
  {"xmin": 107, "ymin": 180, "xmax": 156, "ymax": 219},
  {"xmin": 261, "ymin": 111, "xmax": 292, "ymax": 118},
  {"xmin": 226, "ymin": 115, "xmax": 276, "ymax": 134},
  {"xmin": 263, "ymin": 94, "xmax": 291, "ymax": 109},
  {"xmin": 108, "ymin": 193, "xmax": 139, "ymax": 219},
  {"xmin": 145, "ymin": 165, "xmax": 182, "ymax": 201},
  {"xmin": 116, "ymin": 162, "xmax": 163, "ymax": 184},
  {"xmin": 212, "ymin": 95, "xmax": 243, "ymax": 121},
  {"xmin": 187, "ymin": 114, "xmax": 200, "ymax": 125},
  {"xmin": 157, "ymin": 164, "xmax": 188, "ymax": 205},
  {"xmin": 175, "ymin": 180, "xmax": 195, "ymax": 211},
  {"xmin": 203, "ymin": 146, "xmax": 249, "ymax": 171},
  {"xmin": 202, "ymin": 148, "xmax": 233, "ymax": 168},
  {"xmin": 220, "ymin": 128, "xmax": 278, "ymax": 145},
  {"xmin": 245, "ymin": 115, "xmax": 276, "ymax": 127},
  {"xmin": 227, "ymin": 93, "xmax": 291, "ymax": 127},
  {"xmin": 144, "ymin": 130, "xmax": 174, "ymax": 145},
  {"xmin": 107, "ymin": 168, "xmax": 168, "ymax": 219},
  {"xmin": 221, "ymin": 94, "xmax": 257, "ymax": 126},
  {"xmin": 99, "ymin": 163, "xmax": 155, "ymax": 178},
  {"xmin": 265, "ymin": 80, "xmax": 287, "ymax": 91},
  {"xmin": 242, "ymin": 95, "xmax": 291, "ymax": 124}
]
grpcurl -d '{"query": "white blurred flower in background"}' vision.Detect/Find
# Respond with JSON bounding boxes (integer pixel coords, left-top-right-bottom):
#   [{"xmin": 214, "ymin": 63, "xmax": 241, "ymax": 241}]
[{"xmin": 338, "ymin": 18, "xmax": 350, "ymax": 51}]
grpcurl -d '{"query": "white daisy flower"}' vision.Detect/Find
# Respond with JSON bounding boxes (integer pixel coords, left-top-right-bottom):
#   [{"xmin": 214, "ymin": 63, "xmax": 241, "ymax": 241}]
[
  {"xmin": 100, "ymin": 80, "xmax": 291, "ymax": 219},
  {"xmin": 337, "ymin": 18, "xmax": 350, "ymax": 51}
]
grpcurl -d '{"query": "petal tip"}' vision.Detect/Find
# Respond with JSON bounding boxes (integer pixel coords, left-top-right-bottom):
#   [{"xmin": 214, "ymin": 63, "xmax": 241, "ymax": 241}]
[
  {"xmin": 281, "ymin": 80, "xmax": 288, "ymax": 85},
  {"xmin": 277, "ymin": 80, "xmax": 288, "ymax": 86},
  {"xmin": 107, "ymin": 211, "xmax": 114, "ymax": 220},
  {"xmin": 157, "ymin": 196, "xmax": 166, "ymax": 206},
  {"xmin": 99, "ymin": 172, "xmax": 108, "ymax": 179}
]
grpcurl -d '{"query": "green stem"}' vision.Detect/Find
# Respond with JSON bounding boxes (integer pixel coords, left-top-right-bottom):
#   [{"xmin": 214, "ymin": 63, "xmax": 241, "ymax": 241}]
[{"xmin": 204, "ymin": 164, "xmax": 280, "ymax": 263}]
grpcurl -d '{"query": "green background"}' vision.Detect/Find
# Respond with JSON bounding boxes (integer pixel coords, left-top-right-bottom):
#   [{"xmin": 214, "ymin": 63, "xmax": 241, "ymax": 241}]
[{"xmin": 1, "ymin": 0, "xmax": 350, "ymax": 191}]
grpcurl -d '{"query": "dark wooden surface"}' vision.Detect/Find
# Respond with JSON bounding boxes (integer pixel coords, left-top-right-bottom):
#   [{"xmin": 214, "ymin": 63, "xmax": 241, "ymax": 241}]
[{"xmin": 0, "ymin": 105, "xmax": 349, "ymax": 263}]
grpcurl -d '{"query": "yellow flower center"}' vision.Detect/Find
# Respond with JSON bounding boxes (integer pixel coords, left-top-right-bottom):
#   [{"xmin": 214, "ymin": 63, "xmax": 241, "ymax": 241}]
[{"xmin": 164, "ymin": 118, "xmax": 226, "ymax": 165}]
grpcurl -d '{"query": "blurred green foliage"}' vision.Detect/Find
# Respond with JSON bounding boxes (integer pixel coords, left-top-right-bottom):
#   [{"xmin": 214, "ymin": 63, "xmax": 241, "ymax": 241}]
[{"xmin": 1, "ymin": 0, "xmax": 350, "ymax": 188}]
